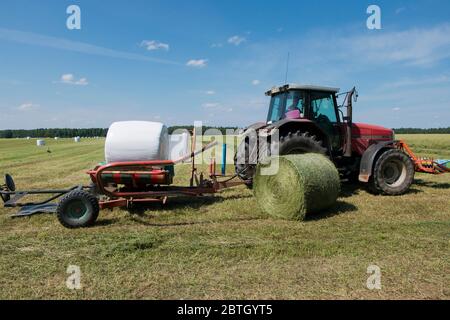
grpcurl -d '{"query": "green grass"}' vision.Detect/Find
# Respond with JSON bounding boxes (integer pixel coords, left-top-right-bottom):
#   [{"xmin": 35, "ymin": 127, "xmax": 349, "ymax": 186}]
[{"xmin": 0, "ymin": 135, "xmax": 449, "ymax": 299}]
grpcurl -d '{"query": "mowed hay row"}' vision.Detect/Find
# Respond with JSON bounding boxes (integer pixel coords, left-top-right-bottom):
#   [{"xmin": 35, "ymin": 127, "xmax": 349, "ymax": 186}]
[{"xmin": 254, "ymin": 154, "xmax": 340, "ymax": 220}]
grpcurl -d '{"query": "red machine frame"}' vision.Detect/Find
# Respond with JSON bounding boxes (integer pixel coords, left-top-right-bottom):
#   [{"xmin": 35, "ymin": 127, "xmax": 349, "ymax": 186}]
[{"xmin": 87, "ymin": 137, "xmax": 246, "ymax": 210}]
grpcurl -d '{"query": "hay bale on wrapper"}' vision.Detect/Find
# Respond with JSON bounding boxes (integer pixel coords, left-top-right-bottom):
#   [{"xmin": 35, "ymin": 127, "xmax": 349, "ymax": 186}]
[{"xmin": 254, "ymin": 153, "xmax": 340, "ymax": 220}]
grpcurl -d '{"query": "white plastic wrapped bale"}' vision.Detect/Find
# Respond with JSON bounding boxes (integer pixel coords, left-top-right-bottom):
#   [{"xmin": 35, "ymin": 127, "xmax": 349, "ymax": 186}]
[
  {"xmin": 74, "ymin": 136, "xmax": 81, "ymax": 143},
  {"xmin": 105, "ymin": 121, "xmax": 169, "ymax": 163},
  {"xmin": 168, "ymin": 132, "xmax": 190, "ymax": 161},
  {"xmin": 36, "ymin": 139, "xmax": 45, "ymax": 146}
]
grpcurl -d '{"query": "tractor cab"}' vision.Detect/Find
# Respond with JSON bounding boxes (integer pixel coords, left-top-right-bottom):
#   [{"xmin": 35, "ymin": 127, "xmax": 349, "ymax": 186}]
[
  {"xmin": 265, "ymin": 84, "xmax": 340, "ymax": 124},
  {"xmin": 265, "ymin": 84, "xmax": 347, "ymax": 154}
]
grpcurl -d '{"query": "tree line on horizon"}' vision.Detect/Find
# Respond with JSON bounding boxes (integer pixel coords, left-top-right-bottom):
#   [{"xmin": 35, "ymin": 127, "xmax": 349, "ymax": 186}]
[
  {"xmin": 0, "ymin": 126, "xmax": 242, "ymax": 138},
  {"xmin": 0, "ymin": 126, "xmax": 449, "ymax": 138}
]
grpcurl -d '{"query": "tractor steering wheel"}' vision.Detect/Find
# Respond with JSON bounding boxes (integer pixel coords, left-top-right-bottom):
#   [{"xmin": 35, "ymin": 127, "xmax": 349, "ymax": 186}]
[{"xmin": 317, "ymin": 114, "xmax": 331, "ymax": 126}]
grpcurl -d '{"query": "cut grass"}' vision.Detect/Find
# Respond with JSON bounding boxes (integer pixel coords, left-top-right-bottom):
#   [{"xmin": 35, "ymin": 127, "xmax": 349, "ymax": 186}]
[{"xmin": 0, "ymin": 135, "xmax": 449, "ymax": 299}]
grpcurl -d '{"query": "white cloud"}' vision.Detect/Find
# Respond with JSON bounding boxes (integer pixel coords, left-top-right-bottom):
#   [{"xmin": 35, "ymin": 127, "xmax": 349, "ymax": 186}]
[
  {"xmin": 392, "ymin": 107, "xmax": 401, "ymax": 111},
  {"xmin": 211, "ymin": 43, "xmax": 223, "ymax": 48},
  {"xmin": 228, "ymin": 35, "xmax": 246, "ymax": 46},
  {"xmin": 18, "ymin": 102, "xmax": 39, "ymax": 111},
  {"xmin": 206, "ymin": 90, "xmax": 216, "ymax": 95},
  {"xmin": 140, "ymin": 40, "xmax": 169, "ymax": 51},
  {"xmin": 61, "ymin": 73, "xmax": 74, "ymax": 82},
  {"xmin": 76, "ymin": 78, "xmax": 88, "ymax": 85},
  {"xmin": 186, "ymin": 59, "xmax": 208, "ymax": 68},
  {"xmin": 60, "ymin": 73, "xmax": 89, "ymax": 86},
  {"xmin": 252, "ymin": 80, "xmax": 260, "ymax": 85}
]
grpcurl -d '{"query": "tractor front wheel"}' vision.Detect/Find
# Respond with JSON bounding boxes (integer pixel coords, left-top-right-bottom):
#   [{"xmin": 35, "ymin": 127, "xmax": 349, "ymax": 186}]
[
  {"xmin": 57, "ymin": 190, "xmax": 100, "ymax": 228},
  {"xmin": 369, "ymin": 149, "xmax": 415, "ymax": 195}
]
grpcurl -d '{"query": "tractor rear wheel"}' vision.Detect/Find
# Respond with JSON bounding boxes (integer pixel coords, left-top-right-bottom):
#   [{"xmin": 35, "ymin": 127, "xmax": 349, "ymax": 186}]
[
  {"xmin": 369, "ymin": 149, "xmax": 414, "ymax": 195},
  {"xmin": 235, "ymin": 131, "xmax": 327, "ymax": 187},
  {"xmin": 277, "ymin": 131, "xmax": 327, "ymax": 157},
  {"xmin": 57, "ymin": 190, "xmax": 99, "ymax": 228}
]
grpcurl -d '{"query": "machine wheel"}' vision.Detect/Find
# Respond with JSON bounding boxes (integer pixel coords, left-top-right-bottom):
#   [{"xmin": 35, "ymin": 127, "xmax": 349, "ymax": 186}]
[
  {"xmin": 369, "ymin": 149, "xmax": 414, "ymax": 195},
  {"xmin": 1, "ymin": 174, "xmax": 16, "ymax": 203},
  {"xmin": 277, "ymin": 131, "xmax": 327, "ymax": 156},
  {"xmin": 56, "ymin": 190, "xmax": 100, "ymax": 228},
  {"xmin": 5, "ymin": 174, "xmax": 16, "ymax": 192},
  {"xmin": 235, "ymin": 131, "xmax": 327, "ymax": 187}
]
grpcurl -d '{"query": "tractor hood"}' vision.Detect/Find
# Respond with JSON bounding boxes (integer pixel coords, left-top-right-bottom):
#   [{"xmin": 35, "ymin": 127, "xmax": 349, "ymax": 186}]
[{"xmin": 352, "ymin": 123, "xmax": 394, "ymax": 140}]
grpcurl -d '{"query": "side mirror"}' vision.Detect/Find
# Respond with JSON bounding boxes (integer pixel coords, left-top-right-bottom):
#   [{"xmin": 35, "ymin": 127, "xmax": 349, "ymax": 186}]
[{"xmin": 353, "ymin": 90, "xmax": 358, "ymax": 102}]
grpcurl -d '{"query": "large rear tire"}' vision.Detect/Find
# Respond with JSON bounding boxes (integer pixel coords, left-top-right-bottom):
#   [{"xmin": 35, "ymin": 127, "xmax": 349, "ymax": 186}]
[
  {"xmin": 277, "ymin": 131, "xmax": 327, "ymax": 156},
  {"xmin": 235, "ymin": 131, "xmax": 327, "ymax": 187},
  {"xmin": 369, "ymin": 149, "xmax": 414, "ymax": 195},
  {"xmin": 57, "ymin": 190, "xmax": 100, "ymax": 228}
]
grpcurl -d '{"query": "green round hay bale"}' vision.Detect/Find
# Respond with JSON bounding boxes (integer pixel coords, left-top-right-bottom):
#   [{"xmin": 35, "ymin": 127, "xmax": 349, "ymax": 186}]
[{"xmin": 254, "ymin": 153, "xmax": 340, "ymax": 220}]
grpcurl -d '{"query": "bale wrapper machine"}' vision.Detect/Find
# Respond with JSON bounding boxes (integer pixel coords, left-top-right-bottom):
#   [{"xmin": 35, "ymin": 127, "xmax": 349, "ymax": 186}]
[{"xmin": 0, "ymin": 137, "xmax": 246, "ymax": 228}]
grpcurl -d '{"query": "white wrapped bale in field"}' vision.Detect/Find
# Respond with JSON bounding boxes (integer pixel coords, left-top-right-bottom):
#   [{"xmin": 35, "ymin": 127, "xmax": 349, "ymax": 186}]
[
  {"xmin": 105, "ymin": 121, "xmax": 169, "ymax": 163},
  {"xmin": 36, "ymin": 139, "xmax": 45, "ymax": 146}
]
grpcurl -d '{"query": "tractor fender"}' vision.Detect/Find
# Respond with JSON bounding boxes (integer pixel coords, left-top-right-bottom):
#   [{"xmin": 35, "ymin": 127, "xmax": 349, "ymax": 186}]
[
  {"xmin": 359, "ymin": 140, "xmax": 395, "ymax": 182},
  {"xmin": 243, "ymin": 122, "xmax": 267, "ymax": 133}
]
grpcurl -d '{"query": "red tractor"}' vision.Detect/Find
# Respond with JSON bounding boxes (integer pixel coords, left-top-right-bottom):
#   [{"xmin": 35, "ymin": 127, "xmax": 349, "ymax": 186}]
[{"xmin": 235, "ymin": 84, "xmax": 416, "ymax": 195}]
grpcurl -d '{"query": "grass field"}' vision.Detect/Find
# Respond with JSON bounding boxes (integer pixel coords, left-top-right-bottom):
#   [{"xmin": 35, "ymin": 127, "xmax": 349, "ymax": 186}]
[{"xmin": 0, "ymin": 134, "xmax": 449, "ymax": 299}]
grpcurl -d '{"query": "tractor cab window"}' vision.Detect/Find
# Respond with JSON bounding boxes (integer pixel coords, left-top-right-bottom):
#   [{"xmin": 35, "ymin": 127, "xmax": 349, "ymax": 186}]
[
  {"xmin": 267, "ymin": 90, "xmax": 306, "ymax": 123},
  {"xmin": 267, "ymin": 93, "xmax": 284, "ymax": 123},
  {"xmin": 285, "ymin": 91, "xmax": 305, "ymax": 116},
  {"xmin": 310, "ymin": 92, "xmax": 337, "ymax": 123},
  {"xmin": 310, "ymin": 91, "xmax": 341, "ymax": 151}
]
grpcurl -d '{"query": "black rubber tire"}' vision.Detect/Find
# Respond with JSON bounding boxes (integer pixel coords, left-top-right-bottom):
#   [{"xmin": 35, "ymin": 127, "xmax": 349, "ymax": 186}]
[
  {"xmin": 369, "ymin": 149, "xmax": 415, "ymax": 195},
  {"xmin": 235, "ymin": 131, "xmax": 327, "ymax": 187},
  {"xmin": 277, "ymin": 131, "xmax": 327, "ymax": 156},
  {"xmin": 5, "ymin": 174, "xmax": 15, "ymax": 191},
  {"xmin": 56, "ymin": 190, "xmax": 100, "ymax": 228}
]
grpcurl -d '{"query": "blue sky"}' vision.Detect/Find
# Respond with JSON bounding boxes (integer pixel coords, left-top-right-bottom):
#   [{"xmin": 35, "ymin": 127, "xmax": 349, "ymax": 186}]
[{"xmin": 1, "ymin": 0, "xmax": 450, "ymax": 129}]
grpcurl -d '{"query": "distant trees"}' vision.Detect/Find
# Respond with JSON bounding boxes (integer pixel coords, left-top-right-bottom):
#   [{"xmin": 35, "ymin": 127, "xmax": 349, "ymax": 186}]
[
  {"xmin": 0, "ymin": 130, "xmax": 13, "ymax": 139},
  {"xmin": 0, "ymin": 128, "xmax": 108, "ymax": 138},
  {"xmin": 0, "ymin": 126, "xmax": 241, "ymax": 138},
  {"xmin": 393, "ymin": 127, "xmax": 450, "ymax": 134}
]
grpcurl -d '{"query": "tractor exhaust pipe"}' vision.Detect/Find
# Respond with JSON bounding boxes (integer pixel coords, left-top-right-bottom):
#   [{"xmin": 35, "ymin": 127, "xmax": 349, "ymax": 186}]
[{"xmin": 344, "ymin": 87, "xmax": 356, "ymax": 157}]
